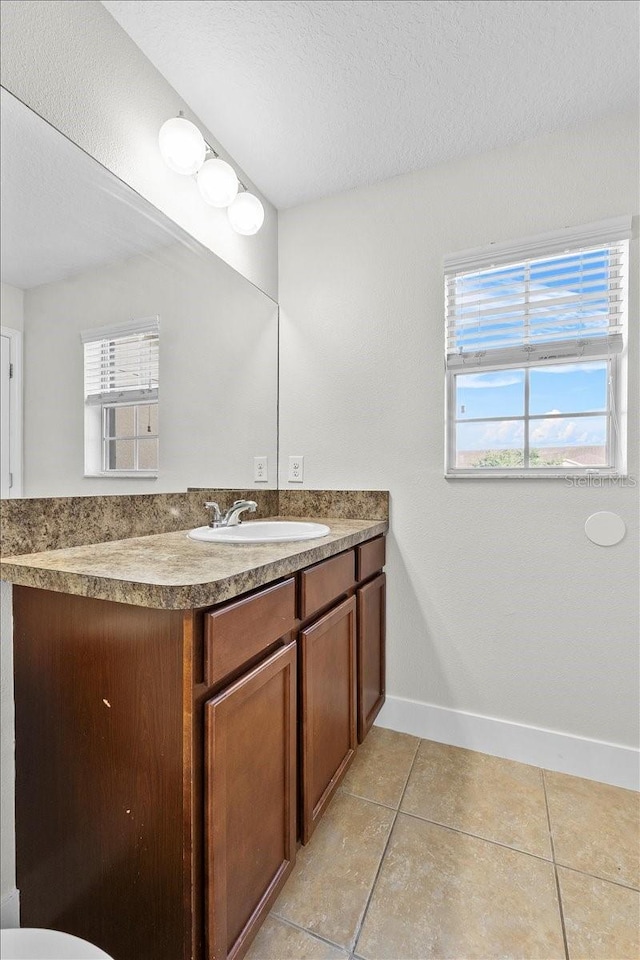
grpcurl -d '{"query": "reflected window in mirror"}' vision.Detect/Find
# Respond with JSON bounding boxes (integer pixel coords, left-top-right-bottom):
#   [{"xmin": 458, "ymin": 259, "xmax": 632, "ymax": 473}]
[
  {"xmin": 1, "ymin": 87, "xmax": 278, "ymax": 498},
  {"xmin": 82, "ymin": 319, "xmax": 159, "ymax": 478}
]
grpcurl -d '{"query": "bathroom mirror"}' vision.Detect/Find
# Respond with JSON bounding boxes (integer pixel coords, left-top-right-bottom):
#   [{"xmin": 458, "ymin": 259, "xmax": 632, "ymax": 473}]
[{"xmin": 0, "ymin": 87, "xmax": 278, "ymax": 498}]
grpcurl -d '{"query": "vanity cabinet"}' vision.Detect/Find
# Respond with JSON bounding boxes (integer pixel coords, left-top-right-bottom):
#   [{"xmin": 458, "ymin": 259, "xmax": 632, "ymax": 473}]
[
  {"xmin": 205, "ymin": 642, "xmax": 297, "ymax": 960},
  {"xmin": 12, "ymin": 535, "xmax": 386, "ymax": 960}
]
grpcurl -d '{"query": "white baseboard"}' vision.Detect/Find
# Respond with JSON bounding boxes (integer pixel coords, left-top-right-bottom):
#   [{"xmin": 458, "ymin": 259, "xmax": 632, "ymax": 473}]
[
  {"xmin": 0, "ymin": 888, "xmax": 19, "ymax": 929},
  {"xmin": 375, "ymin": 695, "xmax": 639, "ymax": 791}
]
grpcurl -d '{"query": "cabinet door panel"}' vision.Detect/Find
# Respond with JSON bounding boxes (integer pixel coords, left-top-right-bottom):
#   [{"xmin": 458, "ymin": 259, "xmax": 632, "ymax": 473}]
[
  {"xmin": 205, "ymin": 643, "xmax": 297, "ymax": 960},
  {"xmin": 357, "ymin": 573, "xmax": 386, "ymax": 742},
  {"xmin": 300, "ymin": 596, "xmax": 356, "ymax": 843}
]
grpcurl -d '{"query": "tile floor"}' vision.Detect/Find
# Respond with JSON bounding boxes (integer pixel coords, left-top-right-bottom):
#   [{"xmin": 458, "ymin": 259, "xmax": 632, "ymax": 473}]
[{"xmin": 246, "ymin": 728, "xmax": 640, "ymax": 960}]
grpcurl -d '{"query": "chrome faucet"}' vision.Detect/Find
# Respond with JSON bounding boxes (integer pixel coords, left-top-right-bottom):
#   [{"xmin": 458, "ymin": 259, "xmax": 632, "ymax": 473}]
[
  {"xmin": 205, "ymin": 499, "xmax": 257, "ymax": 528},
  {"xmin": 222, "ymin": 499, "xmax": 258, "ymax": 526}
]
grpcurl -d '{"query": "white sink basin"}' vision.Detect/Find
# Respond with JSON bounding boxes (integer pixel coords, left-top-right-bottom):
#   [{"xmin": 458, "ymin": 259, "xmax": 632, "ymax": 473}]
[{"xmin": 188, "ymin": 520, "xmax": 331, "ymax": 544}]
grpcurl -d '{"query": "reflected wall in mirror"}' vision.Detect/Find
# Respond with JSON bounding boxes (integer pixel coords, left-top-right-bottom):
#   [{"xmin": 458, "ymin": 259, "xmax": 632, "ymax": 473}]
[{"xmin": 0, "ymin": 87, "xmax": 278, "ymax": 498}]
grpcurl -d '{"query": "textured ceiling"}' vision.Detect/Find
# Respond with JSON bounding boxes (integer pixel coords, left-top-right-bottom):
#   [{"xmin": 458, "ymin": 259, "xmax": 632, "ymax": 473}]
[
  {"xmin": 1, "ymin": 89, "xmax": 176, "ymax": 289},
  {"xmin": 104, "ymin": 0, "xmax": 638, "ymax": 209}
]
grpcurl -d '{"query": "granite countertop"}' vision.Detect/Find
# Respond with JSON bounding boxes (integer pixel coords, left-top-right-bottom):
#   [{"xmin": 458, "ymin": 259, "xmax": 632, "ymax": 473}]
[{"xmin": 0, "ymin": 517, "xmax": 388, "ymax": 610}]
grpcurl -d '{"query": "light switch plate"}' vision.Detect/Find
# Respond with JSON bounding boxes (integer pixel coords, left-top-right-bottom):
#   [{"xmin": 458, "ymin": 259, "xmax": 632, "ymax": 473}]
[
  {"xmin": 253, "ymin": 456, "xmax": 268, "ymax": 482},
  {"xmin": 288, "ymin": 455, "xmax": 304, "ymax": 483}
]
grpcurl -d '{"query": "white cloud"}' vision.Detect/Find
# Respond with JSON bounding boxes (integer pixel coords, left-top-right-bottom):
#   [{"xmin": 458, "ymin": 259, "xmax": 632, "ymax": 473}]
[
  {"xmin": 458, "ymin": 373, "xmax": 522, "ymax": 389},
  {"xmin": 529, "ymin": 416, "xmax": 605, "ymax": 446},
  {"xmin": 478, "ymin": 420, "xmax": 524, "ymax": 446},
  {"xmin": 532, "ymin": 362, "xmax": 606, "ymax": 375},
  {"xmin": 459, "ymin": 415, "xmax": 606, "ymax": 452}
]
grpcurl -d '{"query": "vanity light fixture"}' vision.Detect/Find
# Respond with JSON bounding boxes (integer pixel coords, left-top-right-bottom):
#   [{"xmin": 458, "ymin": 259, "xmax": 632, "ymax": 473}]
[
  {"xmin": 158, "ymin": 114, "xmax": 264, "ymax": 234},
  {"xmin": 158, "ymin": 116, "xmax": 206, "ymax": 175},
  {"xmin": 227, "ymin": 191, "xmax": 265, "ymax": 236},
  {"xmin": 197, "ymin": 157, "xmax": 238, "ymax": 208}
]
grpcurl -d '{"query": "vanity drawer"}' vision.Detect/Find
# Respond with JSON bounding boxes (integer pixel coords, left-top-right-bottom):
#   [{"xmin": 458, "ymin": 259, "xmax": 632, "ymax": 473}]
[
  {"xmin": 356, "ymin": 536, "xmax": 386, "ymax": 582},
  {"xmin": 300, "ymin": 550, "xmax": 355, "ymax": 620},
  {"xmin": 205, "ymin": 578, "xmax": 296, "ymax": 687}
]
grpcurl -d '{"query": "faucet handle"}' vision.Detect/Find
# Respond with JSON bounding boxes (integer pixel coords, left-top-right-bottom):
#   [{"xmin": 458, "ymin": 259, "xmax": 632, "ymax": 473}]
[{"xmin": 204, "ymin": 501, "xmax": 222, "ymax": 527}]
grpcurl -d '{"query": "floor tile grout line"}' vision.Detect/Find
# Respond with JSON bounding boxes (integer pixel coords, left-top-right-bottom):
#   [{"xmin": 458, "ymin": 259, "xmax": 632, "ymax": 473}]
[
  {"xmin": 348, "ymin": 737, "xmax": 422, "ymax": 956},
  {"xmin": 541, "ymin": 763, "xmax": 639, "ymax": 893},
  {"xmin": 554, "ymin": 861, "xmax": 640, "ymax": 893},
  {"xmin": 397, "ymin": 807, "xmax": 556, "ymax": 864},
  {"xmin": 540, "ymin": 769, "xmax": 560, "ymax": 866},
  {"xmin": 339, "ymin": 786, "xmax": 401, "ymax": 812},
  {"xmin": 347, "ymin": 804, "xmax": 399, "ymax": 955},
  {"xmin": 268, "ymin": 912, "xmax": 350, "ymax": 954},
  {"xmin": 271, "ymin": 779, "xmax": 410, "ymax": 957},
  {"xmin": 542, "ymin": 769, "xmax": 570, "ymax": 960},
  {"xmin": 270, "ymin": 741, "xmax": 419, "ymax": 958}
]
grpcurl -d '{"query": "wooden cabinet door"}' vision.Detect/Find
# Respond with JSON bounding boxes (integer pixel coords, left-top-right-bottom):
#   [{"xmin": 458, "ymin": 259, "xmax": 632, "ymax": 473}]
[
  {"xmin": 205, "ymin": 642, "xmax": 297, "ymax": 960},
  {"xmin": 357, "ymin": 573, "xmax": 386, "ymax": 743},
  {"xmin": 300, "ymin": 596, "xmax": 357, "ymax": 843}
]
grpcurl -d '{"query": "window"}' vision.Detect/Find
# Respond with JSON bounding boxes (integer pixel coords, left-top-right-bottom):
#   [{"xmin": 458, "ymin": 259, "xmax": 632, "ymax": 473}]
[
  {"xmin": 444, "ymin": 217, "xmax": 630, "ymax": 476},
  {"xmin": 82, "ymin": 318, "xmax": 159, "ymax": 476}
]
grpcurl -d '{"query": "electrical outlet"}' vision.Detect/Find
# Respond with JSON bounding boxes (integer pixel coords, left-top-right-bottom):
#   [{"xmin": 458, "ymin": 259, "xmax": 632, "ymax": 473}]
[
  {"xmin": 288, "ymin": 455, "xmax": 304, "ymax": 483},
  {"xmin": 253, "ymin": 456, "xmax": 268, "ymax": 483}
]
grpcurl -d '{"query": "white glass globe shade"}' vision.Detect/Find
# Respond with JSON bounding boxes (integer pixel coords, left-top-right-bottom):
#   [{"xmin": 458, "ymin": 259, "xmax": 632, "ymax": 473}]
[
  {"xmin": 197, "ymin": 158, "xmax": 239, "ymax": 208},
  {"xmin": 158, "ymin": 117, "xmax": 206, "ymax": 175},
  {"xmin": 227, "ymin": 192, "xmax": 265, "ymax": 235}
]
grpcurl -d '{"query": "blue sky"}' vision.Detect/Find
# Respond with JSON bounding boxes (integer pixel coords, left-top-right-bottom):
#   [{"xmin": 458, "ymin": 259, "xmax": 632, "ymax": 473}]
[
  {"xmin": 457, "ymin": 363, "xmax": 607, "ymax": 419},
  {"xmin": 455, "ymin": 365, "xmax": 608, "ymax": 450},
  {"xmin": 452, "ymin": 248, "xmax": 611, "ymax": 450}
]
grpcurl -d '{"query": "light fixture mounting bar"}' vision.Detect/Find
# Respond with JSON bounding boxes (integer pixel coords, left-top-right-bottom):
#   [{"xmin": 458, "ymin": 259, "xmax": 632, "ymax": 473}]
[{"xmin": 176, "ymin": 110, "xmax": 248, "ymax": 192}]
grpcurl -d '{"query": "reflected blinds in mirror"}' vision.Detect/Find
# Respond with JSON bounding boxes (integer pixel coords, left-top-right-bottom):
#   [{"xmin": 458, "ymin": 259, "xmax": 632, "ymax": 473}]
[{"xmin": 82, "ymin": 317, "xmax": 159, "ymax": 404}]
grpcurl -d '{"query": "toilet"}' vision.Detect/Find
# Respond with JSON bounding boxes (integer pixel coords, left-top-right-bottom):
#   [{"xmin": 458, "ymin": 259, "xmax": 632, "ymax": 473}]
[{"xmin": 0, "ymin": 928, "xmax": 113, "ymax": 959}]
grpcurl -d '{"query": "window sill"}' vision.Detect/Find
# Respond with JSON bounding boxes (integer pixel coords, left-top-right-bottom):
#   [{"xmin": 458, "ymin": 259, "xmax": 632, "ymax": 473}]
[
  {"xmin": 84, "ymin": 472, "xmax": 158, "ymax": 480},
  {"xmin": 445, "ymin": 471, "xmax": 628, "ymax": 480}
]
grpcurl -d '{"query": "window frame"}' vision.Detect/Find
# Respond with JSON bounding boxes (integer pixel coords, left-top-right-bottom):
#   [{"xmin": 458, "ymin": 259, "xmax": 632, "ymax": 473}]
[
  {"xmin": 444, "ymin": 219, "xmax": 630, "ymax": 479},
  {"xmin": 102, "ymin": 401, "xmax": 159, "ymax": 475},
  {"xmin": 82, "ymin": 317, "xmax": 159, "ymax": 480},
  {"xmin": 445, "ymin": 355, "xmax": 620, "ymax": 478}
]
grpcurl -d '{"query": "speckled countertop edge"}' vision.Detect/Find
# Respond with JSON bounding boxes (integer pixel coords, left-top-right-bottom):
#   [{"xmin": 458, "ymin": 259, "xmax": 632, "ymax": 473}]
[{"xmin": 0, "ymin": 517, "xmax": 388, "ymax": 610}]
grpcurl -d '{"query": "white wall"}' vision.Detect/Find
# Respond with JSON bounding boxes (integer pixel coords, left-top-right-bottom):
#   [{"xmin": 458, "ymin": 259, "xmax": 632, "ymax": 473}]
[
  {"xmin": 22, "ymin": 243, "xmax": 278, "ymax": 497},
  {"xmin": 279, "ymin": 113, "xmax": 640, "ymax": 760},
  {"xmin": 0, "ymin": 0, "xmax": 278, "ymax": 300},
  {"xmin": 1, "ymin": 284, "xmax": 24, "ymax": 331}
]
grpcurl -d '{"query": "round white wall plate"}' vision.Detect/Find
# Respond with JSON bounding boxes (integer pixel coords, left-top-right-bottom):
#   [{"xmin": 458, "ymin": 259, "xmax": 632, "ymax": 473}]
[{"xmin": 584, "ymin": 511, "xmax": 626, "ymax": 547}]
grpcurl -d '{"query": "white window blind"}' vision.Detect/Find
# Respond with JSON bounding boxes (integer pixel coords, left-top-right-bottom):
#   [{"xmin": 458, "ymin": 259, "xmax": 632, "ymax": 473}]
[
  {"xmin": 82, "ymin": 318, "xmax": 159, "ymax": 405},
  {"xmin": 445, "ymin": 217, "xmax": 630, "ymax": 370}
]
